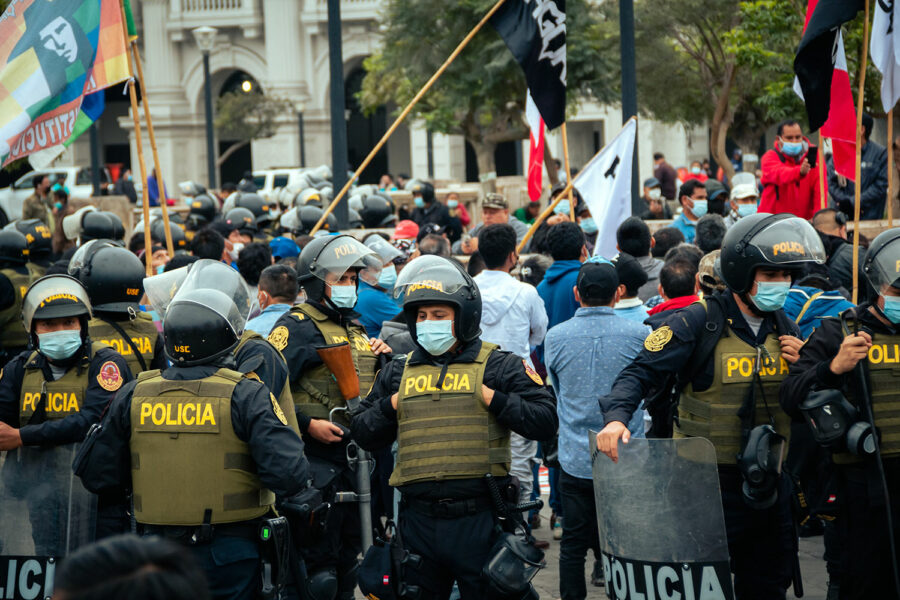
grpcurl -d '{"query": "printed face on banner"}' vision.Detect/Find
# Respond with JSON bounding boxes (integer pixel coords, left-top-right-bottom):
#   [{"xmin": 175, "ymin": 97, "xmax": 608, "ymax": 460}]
[{"xmin": 40, "ymin": 17, "xmax": 79, "ymax": 64}]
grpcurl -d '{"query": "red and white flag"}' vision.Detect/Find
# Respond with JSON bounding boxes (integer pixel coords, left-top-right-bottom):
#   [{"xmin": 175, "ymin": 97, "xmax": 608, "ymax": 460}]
[{"xmin": 526, "ymin": 91, "xmax": 545, "ymax": 202}]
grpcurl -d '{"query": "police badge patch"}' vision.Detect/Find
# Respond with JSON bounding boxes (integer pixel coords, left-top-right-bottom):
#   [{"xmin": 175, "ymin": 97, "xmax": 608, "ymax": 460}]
[
  {"xmin": 271, "ymin": 393, "xmax": 288, "ymax": 425},
  {"xmin": 97, "ymin": 361, "xmax": 123, "ymax": 391},
  {"xmin": 268, "ymin": 326, "xmax": 289, "ymax": 351},
  {"xmin": 644, "ymin": 326, "xmax": 674, "ymax": 352},
  {"xmin": 523, "ymin": 360, "xmax": 543, "ymax": 385}
]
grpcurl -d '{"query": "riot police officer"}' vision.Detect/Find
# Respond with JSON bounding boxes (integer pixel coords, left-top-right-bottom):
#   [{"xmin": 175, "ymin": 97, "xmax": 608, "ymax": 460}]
[
  {"xmin": 68, "ymin": 241, "xmax": 165, "ymax": 375},
  {"xmin": 0, "ymin": 275, "xmax": 131, "ymax": 553},
  {"xmin": 782, "ymin": 228, "xmax": 900, "ymax": 599},
  {"xmin": 75, "ymin": 259, "xmax": 309, "ymax": 600},
  {"xmin": 596, "ymin": 213, "xmax": 824, "ymax": 599},
  {"xmin": 350, "ymin": 255, "xmax": 557, "ymax": 600},
  {"xmin": 0, "ymin": 230, "xmax": 36, "ymax": 366},
  {"xmin": 9, "ymin": 218, "xmax": 54, "ymax": 277},
  {"xmin": 186, "ymin": 193, "xmax": 219, "ymax": 238},
  {"xmin": 268, "ymin": 234, "xmax": 390, "ymax": 600}
]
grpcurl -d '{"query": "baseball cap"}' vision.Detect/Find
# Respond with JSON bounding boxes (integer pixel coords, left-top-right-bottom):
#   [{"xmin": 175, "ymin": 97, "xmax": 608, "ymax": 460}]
[
  {"xmin": 416, "ymin": 222, "xmax": 445, "ymax": 243},
  {"xmin": 612, "ymin": 252, "xmax": 648, "ymax": 293},
  {"xmin": 482, "ymin": 193, "xmax": 509, "ymax": 210},
  {"xmin": 643, "ymin": 177, "xmax": 661, "ymax": 188},
  {"xmin": 269, "ymin": 236, "xmax": 302, "ymax": 260},
  {"xmin": 392, "ymin": 219, "xmax": 419, "ymax": 240},
  {"xmin": 576, "ymin": 261, "xmax": 619, "ymax": 302},
  {"xmin": 698, "ymin": 249, "xmax": 726, "ymax": 292},
  {"xmin": 730, "ymin": 183, "xmax": 758, "ymax": 201}
]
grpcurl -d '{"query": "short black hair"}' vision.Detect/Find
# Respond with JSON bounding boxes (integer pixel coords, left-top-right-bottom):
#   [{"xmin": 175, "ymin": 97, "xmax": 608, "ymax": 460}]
[
  {"xmin": 777, "ymin": 119, "xmax": 801, "ymax": 136},
  {"xmin": 128, "ymin": 232, "xmax": 146, "ymax": 255},
  {"xmin": 164, "ymin": 253, "xmax": 198, "ymax": 272},
  {"xmin": 259, "ymin": 264, "xmax": 298, "ymax": 301},
  {"xmin": 33, "ymin": 174, "xmax": 46, "ymax": 189},
  {"xmin": 477, "ymin": 224, "xmax": 517, "ymax": 269},
  {"xmin": 467, "ymin": 251, "xmax": 486, "ymax": 277},
  {"xmin": 678, "ymin": 179, "xmax": 705, "ymax": 203},
  {"xmin": 276, "ymin": 255, "xmax": 299, "ymax": 271},
  {"xmin": 862, "ymin": 112, "xmax": 873, "ymax": 140},
  {"xmin": 694, "ymin": 214, "xmax": 727, "ymax": 254},
  {"xmin": 518, "ymin": 254, "xmax": 551, "ymax": 287},
  {"xmin": 547, "ymin": 221, "xmax": 585, "ymax": 261},
  {"xmin": 660, "ymin": 258, "xmax": 698, "ymax": 299},
  {"xmin": 190, "ymin": 227, "xmax": 226, "ymax": 260},
  {"xmin": 52, "ymin": 534, "xmax": 209, "ymax": 600},
  {"xmin": 418, "ymin": 234, "xmax": 450, "ymax": 257},
  {"xmin": 652, "ymin": 227, "xmax": 685, "ymax": 258},
  {"xmin": 664, "ymin": 243, "xmax": 703, "ymax": 269},
  {"xmin": 236, "ymin": 242, "xmax": 272, "ymax": 286},
  {"xmin": 616, "ymin": 217, "xmax": 652, "ymax": 257},
  {"xmin": 614, "ymin": 252, "xmax": 648, "ymax": 297},
  {"xmin": 653, "ymin": 152, "xmax": 664, "ymax": 160}
]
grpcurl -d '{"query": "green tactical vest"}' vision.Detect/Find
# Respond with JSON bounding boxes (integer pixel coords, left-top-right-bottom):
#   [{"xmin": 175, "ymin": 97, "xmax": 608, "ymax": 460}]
[
  {"xmin": 26, "ymin": 262, "xmax": 46, "ymax": 279},
  {"xmin": 833, "ymin": 329, "xmax": 900, "ymax": 464},
  {"xmin": 389, "ymin": 342, "xmax": 510, "ymax": 486},
  {"xmin": 235, "ymin": 330, "xmax": 301, "ymax": 434},
  {"xmin": 675, "ymin": 326, "xmax": 793, "ymax": 465},
  {"xmin": 130, "ymin": 368, "xmax": 275, "ymax": 526},
  {"xmin": 19, "ymin": 342, "xmax": 108, "ymax": 426},
  {"xmin": 89, "ymin": 313, "xmax": 158, "ymax": 375},
  {"xmin": 286, "ymin": 303, "xmax": 378, "ymax": 425},
  {"xmin": 0, "ymin": 268, "xmax": 33, "ymax": 349}
]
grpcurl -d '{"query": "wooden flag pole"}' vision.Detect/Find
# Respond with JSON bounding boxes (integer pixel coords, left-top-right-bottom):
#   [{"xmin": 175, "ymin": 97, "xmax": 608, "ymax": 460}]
[
  {"xmin": 309, "ymin": 0, "xmax": 509, "ymax": 235},
  {"xmin": 852, "ymin": 0, "xmax": 870, "ymax": 304},
  {"xmin": 516, "ymin": 180, "xmax": 574, "ymax": 253},
  {"xmin": 818, "ymin": 132, "xmax": 826, "ymax": 210},
  {"xmin": 561, "ymin": 123, "xmax": 574, "ymax": 202},
  {"xmin": 130, "ymin": 42, "xmax": 175, "ymax": 256},
  {"xmin": 119, "ymin": 1, "xmax": 153, "ymax": 277},
  {"xmin": 889, "ymin": 108, "xmax": 894, "ymax": 226}
]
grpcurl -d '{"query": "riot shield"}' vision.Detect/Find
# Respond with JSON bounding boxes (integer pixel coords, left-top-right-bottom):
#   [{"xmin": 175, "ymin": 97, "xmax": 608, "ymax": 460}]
[
  {"xmin": 591, "ymin": 435, "xmax": 735, "ymax": 600},
  {"xmin": 0, "ymin": 443, "xmax": 97, "ymax": 598}
]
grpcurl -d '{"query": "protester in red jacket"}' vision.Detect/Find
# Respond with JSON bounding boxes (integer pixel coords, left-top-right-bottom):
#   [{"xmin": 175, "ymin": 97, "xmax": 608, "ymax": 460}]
[{"xmin": 759, "ymin": 119, "xmax": 825, "ymax": 219}]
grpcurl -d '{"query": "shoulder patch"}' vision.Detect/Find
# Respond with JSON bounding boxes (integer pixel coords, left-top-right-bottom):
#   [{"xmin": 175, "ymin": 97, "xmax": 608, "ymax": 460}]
[
  {"xmin": 271, "ymin": 393, "xmax": 288, "ymax": 425},
  {"xmin": 644, "ymin": 326, "xmax": 674, "ymax": 352},
  {"xmin": 97, "ymin": 360, "xmax": 123, "ymax": 391},
  {"xmin": 290, "ymin": 312, "xmax": 305, "ymax": 321},
  {"xmin": 523, "ymin": 360, "xmax": 543, "ymax": 385},
  {"xmin": 268, "ymin": 326, "xmax": 289, "ymax": 351},
  {"xmin": 244, "ymin": 371, "xmax": 262, "ymax": 383}
]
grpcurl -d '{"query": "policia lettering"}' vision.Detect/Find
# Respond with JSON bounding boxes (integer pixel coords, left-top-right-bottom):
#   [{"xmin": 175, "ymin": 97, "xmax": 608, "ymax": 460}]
[
  {"xmin": 0, "ymin": 268, "xmax": 33, "ymax": 348},
  {"xmin": 88, "ymin": 313, "xmax": 158, "ymax": 375},
  {"xmin": 18, "ymin": 344, "xmax": 108, "ymax": 424}
]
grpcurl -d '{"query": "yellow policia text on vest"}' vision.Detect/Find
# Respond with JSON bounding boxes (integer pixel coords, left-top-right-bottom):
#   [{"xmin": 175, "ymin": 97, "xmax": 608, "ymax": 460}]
[
  {"xmin": 130, "ymin": 368, "xmax": 275, "ymax": 526},
  {"xmin": 89, "ymin": 314, "xmax": 157, "ymax": 374},
  {"xmin": 235, "ymin": 330, "xmax": 301, "ymax": 434},
  {"xmin": 0, "ymin": 268, "xmax": 34, "ymax": 348},
  {"xmin": 18, "ymin": 343, "xmax": 108, "ymax": 425},
  {"xmin": 287, "ymin": 303, "xmax": 377, "ymax": 425},
  {"xmin": 390, "ymin": 342, "xmax": 510, "ymax": 486},
  {"xmin": 675, "ymin": 315, "xmax": 792, "ymax": 465}
]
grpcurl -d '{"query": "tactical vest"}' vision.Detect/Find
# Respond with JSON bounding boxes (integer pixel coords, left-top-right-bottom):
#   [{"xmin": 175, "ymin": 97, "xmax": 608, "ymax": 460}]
[
  {"xmin": 676, "ymin": 327, "xmax": 792, "ymax": 465},
  {"xmin": 130, "ymin": 368, "xmax": 275, "ymax": 526},
  {"xmin": 0, "ymin": 268, "xmax": 33, "ymax": 349},
  {"xmin": 833, "ymin": 329, "xmax": 900, "ymax": 464},
  {"xmin": 389, "ymin": 342, "xmax": 510, "ymax": 486},
  {"xmin": 288, "ymin": 303, "xmax": 377, "ymax": 425},
  {"xmin": 235, "ymin": 330, "xmax": 300, "ymax": 434},
  {"xmin": 89, "ymin": 313, "xmax": 158, "ymax": 375},
  {"xmin": 26, "ymin": 262, "xmax": 46, "ymax": 279},
  {"xmin": 19, "ymin": 342, "xmax": 107, "ymax": 426}
]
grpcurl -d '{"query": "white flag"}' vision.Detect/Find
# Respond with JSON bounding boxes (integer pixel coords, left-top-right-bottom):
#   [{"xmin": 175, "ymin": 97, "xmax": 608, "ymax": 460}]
[
  {"xmin": 573, "ymin": 118, "xmax": 636, "ymax": 259},
  {"xmin": 871, "ymin": 0, "xmax": 900, "ymax": 113}
]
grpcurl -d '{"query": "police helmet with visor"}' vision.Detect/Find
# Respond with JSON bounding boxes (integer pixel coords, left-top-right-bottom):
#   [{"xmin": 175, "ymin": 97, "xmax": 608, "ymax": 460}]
[
  {"xmin": 69, "ymin": 242, "xmax": 145, "ymax": 314},
  {"xmin": 863, "ymin": 228, "xmax": 900, "ymax": 294},
  {"xmin": 296, "ymin": 234, "xmax": 382, "ymax": 302},
  {"xmin": 0, "ymin": 230, "xmax": 29, "ymax": 265},
  {"xmin": 22, "ymin": 274, "xmax": 93, "ymax": 333},
  {"xmin": 8, "ymin": 219, "xmax": 52, "ymax": 261}
]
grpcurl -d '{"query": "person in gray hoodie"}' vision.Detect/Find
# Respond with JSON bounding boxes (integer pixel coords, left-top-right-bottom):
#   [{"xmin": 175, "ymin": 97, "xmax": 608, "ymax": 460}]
[{"xmin": 616, "ymin": 216, "xmax": 663, "ymax": 302}]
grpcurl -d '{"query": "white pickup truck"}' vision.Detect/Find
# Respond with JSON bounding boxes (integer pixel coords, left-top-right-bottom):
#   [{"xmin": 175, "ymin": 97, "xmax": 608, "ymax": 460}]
[{"xmin": 0, "ymin": 167, "xmax": 112, "ymax": 225}]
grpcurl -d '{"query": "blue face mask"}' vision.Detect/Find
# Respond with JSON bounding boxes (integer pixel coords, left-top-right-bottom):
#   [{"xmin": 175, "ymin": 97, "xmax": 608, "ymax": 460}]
[
  {"xmin": 38, "ymin": 329, "xmax": 83, "ymax": 361},
  {"xmin": 329, "ymin": 284, "xmax": 357, "ymax": 309},
  {"xmin": 579, "ymin": 217, "xmax": 598, "ymax": 234},
  {"xmin": 883, "ymin": 296, "xmax": 900, "ymax": 323},
  {"xmin": 447, "ymin": 200, "xmax": 459, "ymax": 209},
  {"xmin": 690, "ymin": 199, "xmax": 708, "ymax": 218},
  {"xmin": 750, "ymin": 281, "xmax": 790, "ymax": 312},
  {"xmin": 554, "ymin": 200, "xmax": 571, "ymax": 215},
  {"xmin": 416, "ymin": 319, "xmax": 456, "ymax": 356},
  {"xmin": 690, "ymin": 166, "xmax": 702, "ymax": 175},
  {"xmin": 378, "ymin": 264, "xmax": 397, "ymax": 289},
  {"xmin": 413, "ymin": 197, "xmax": 425, "ymax": 209},
  {"xmin": 736, "ymin": 203, "xmax": 757, "ymax": 218},
  {"xmin": 781, "ymin": 141, "xmax": 804, "ymax": 157}
]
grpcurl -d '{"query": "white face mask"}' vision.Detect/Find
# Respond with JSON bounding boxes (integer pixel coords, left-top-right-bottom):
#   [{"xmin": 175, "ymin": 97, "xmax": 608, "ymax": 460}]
[
  {"xmin": 648, "ymin": 188, "xmax": 662, "ymax": 201},
  {"xmin": 228, "ymin": 242, "xmax": 244, "ymax": 262}
]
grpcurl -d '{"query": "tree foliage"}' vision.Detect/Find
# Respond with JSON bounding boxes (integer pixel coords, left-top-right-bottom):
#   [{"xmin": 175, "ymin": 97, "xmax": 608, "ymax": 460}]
[{"xmin": 214, "ymin": 91, "xmax": 292, "ymax": 167}]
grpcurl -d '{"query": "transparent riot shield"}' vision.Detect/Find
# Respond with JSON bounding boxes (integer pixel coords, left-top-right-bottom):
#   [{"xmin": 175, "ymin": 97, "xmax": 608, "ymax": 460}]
[
  {"xmin": 0, "ymin": 443, "xmax": 97, "ymax": 598},
  {"xmin": 591, "ymin": 435, "xmax": 735, "ymax": 600}
]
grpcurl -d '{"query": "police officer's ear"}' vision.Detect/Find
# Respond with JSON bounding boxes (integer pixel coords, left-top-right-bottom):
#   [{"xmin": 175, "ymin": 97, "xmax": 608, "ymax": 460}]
[
  {"xmin": 616, "ymin": 284, "xmax": 626, "ymax": 304},
  {"xmin": 573, "ymin": 285, "xmax": 582, "ymax": 306}
]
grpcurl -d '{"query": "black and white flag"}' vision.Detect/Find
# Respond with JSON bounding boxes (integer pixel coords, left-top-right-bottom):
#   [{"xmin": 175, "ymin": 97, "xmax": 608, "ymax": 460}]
[{"xmin": 491, "ymin": 0, "xmax": 566, "ymax": 130}]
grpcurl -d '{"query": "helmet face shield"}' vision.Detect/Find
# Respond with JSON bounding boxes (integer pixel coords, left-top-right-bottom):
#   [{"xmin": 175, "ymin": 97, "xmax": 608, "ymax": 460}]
[
  {"xmin": 864, "ymin": 234, "xmax": 900, "ymax": 292},
  {"xmin": 363, "ymin": 235, "xmax": 402, "ymax": 264},
  {"xmin": 309, "ymin": 236, "xmax": 382, "ymax": 286},
  {"xmin": 22, "ymin": 275, "xmax": 92, "ymax": 331},
  {"xmin": 143, "ymin": 266, "xmax": 190, "ymax": 319},
  {"xmin": 169, "ymin": 289, "xmax": 245, "ymax": 339},
  {"xmin": 68, "ymin": 239, "xmax": 118, "ymax": 279},
  {"xmin": 393, "ymin": 255, "xmax": 469, "ymax": 301},
  {"xmin": 747, "ymin": 218, "xmax": 825, "ymax": 266},
  {"xmin": 170, "ymin": 259, "xmax": 251, "ymax": 334}
]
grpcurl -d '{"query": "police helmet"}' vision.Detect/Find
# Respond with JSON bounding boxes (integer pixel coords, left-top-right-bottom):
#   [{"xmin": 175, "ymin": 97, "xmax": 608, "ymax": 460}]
[
  {"xmin": 80, "ymin": 211, "xmax": 119, "ymax": 243},
  {"xmin": 0, "ymin": 230, "xmax": 29, "ymax": 265},
  {"xmin": 102, "ymin": 211, "xmax": 126, "ymax": 241},
  {"xmin": 863, "ymin": 228, "xmax": 900, "ymax": 293},
  {"xmin": 11, "ymin": 219, "xmax": 52, "ymax": 261},
  {"xmin": 188, "ymin": 194, "xmax": 218, "ymax": 228},
  {"xmin": 348, "ymin": 208, "xmax": 364, "ymax": 229},
  {"xmin": 409, "ymin": 181, "xmax": 435, "ymax": 204},
  {"xmin": 296, "ymin": 235, "xmax": 382, "ymax": 302},
  {"xmin": 150, "ymin": 219, "xmax": 188, "ymax": 251},
  {"xmin": 22, "ymin": 274, "xmax": 92, "ymax": 333},
  {"xmin": 224, "ymin": 207, "xmax": 259, "ymax": 237},
  {"xmin": 359, "ymin": 195, "xmax": 397, "ymax": 228},
  {"xmin": 393, "ymin": 255, "xmax": 482, "ymax": 345},
  {"xmin": 280, "ymin": 206, "xmax": 338, "ymax": 236},
  {"xmin": 719, "ymin": 213, "xmax": 825, "ymax": 295},
  {"xmin": 70, "ymin": 243, "xmax": 145, "ymax": 314},
  {"xmin": 163, "ymin": 259, "xmax": 250, "ymax": 365},
  {"xmin": 295, "ymin": 188, "xmax": 323, "ymax": 208},
  {"xmin": 233, "ymin": 193, "xmax": 272, "ymax": 225}
]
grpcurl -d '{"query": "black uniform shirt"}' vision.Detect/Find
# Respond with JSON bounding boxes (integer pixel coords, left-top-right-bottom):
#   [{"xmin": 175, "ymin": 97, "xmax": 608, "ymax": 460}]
[
  {"xmin": 0, "ymin": 344, "xmax": 132, "ymax": 446},
  {"xmin": 350, "ymin": 338, "xmax": 558, "ymax": 499},
  {"xmin": 76, "ymin": 361, "xmax": 309, "ymax": 499},
  {"xmin": 235, "ymin": 336, "xmax": 289, "ymax": 399},
  {"xmin": 600, "ymin": 292, "xmax": 799, "ymax": 426}
]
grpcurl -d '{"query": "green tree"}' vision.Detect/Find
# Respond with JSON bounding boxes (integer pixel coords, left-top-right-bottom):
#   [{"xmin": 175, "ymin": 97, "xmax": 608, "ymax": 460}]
[
  {"xmin": 214, "ymin": 91, "xmax": 292, "ymax": 168},
  {"xmin": 359, "ymin": 0, "xmax": 616, "ymax": 181}
]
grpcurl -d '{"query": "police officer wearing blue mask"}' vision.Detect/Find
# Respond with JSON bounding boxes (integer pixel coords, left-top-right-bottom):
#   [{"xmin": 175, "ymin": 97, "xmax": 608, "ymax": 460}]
[
  {"xmin": 350, "ymin": 255, "xmax": 557, "ymax": 600},
  {"xmin": 596, "ymin": 213, "xmax": 825, "ymax": 599},
  {"xmin": 268, "ymin": 234, "xmax": 392, "ymax": 600},
  {"xmin": 782, "ymin": 227, "xmax": 900, "ymax": 599}
]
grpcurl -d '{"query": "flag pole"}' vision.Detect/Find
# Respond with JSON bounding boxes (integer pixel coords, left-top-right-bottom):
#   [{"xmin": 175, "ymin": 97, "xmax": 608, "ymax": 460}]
[
  {"xmin": 561, "ymin": 123, "xmax": 574, "ymax": 201},
  {"xmin": 889, "ymin": 108, "xmax": 894, "ymax": 226},
  {"xmin": 118, "ymin": 1, "xmax": 153, "ymax": 277},
  {"xmin": 129, "ymin": 42, "xmax": 175, "ymax": 256},
  {"xmin": 309, "ymin": 0, "xmax": 509, "ymax": 235},
  {"xmin": 818, "ymin": 132, "xmax": 826, "ymax": 210},
  {"xmin": 852, "ymin": 0, "xmax": 871, "ymax": 304},
  {"xmin": 516, "ymin": 180, "xmax": 575, "ymax": 253}
]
